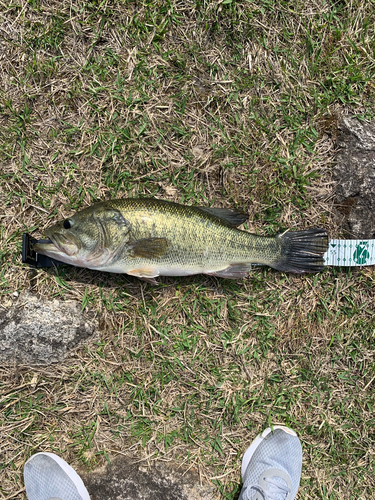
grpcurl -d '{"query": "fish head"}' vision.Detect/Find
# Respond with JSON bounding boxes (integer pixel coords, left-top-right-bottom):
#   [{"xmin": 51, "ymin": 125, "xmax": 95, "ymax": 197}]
[{"xmin": 33, "ymin": 204, "xmax": 131, "ymax": 269}]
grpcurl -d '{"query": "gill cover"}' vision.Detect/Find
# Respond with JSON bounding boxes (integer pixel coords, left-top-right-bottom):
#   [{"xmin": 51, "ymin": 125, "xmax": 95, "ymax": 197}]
[{"xmin": 77, "ymin": 206, "xmax": 132, "ymax": 267}]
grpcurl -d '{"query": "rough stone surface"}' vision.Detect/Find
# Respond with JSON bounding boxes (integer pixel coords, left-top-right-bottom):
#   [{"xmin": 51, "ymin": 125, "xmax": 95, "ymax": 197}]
[
  {"xmin": 335, "ymin": 115, "xmax": 375, "ymax": 238},
  {"xmin": 81, "ymin": 455, "xmax": 220, "ymax": 500},
  {"xmin": 0, "ymin": 292, "xmax": 98, "ymax": 365}
]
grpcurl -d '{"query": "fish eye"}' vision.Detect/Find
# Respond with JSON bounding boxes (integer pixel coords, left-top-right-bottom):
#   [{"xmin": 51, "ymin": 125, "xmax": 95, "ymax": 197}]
[{"xmin": 63, "ymin": 219, "xmax": 72, "ymax": 229}]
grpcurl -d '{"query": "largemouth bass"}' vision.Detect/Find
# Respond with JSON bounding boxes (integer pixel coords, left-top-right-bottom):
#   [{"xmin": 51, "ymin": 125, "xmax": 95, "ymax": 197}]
[{"xmin": 33, "ymin": 198, "xmax": 328, "ymax": 282}]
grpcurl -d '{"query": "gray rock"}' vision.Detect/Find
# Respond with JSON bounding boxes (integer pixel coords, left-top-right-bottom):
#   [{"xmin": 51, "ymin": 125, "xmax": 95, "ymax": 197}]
[
  {"xmin": 335, "ymin": 115, "xmax": 375, "ymax": 238},
  {"xmin": 0, "ymin": 292, "xmax": 98, "ymax": 365},
  {"xmin": 81, "ymin": 456, "xmax": 220, "ymax": 500}
]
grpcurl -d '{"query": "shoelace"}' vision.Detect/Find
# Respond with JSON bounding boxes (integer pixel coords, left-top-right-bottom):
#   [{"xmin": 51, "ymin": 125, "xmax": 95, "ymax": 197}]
[{"xmin": 246, "ymin": 477, "xmax": 291, "ymax": 500}]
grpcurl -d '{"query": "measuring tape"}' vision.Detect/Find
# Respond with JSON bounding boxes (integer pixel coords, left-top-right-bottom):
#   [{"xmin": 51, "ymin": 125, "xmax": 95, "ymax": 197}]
[{"xmin": 324, "ymin": 239, "xmax": 375, "ymax": 266}]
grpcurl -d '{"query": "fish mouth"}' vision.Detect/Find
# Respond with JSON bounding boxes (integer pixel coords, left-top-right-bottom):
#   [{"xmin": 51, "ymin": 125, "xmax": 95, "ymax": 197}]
[{"xmin": 33, "ymin": 232, "xmax": 79, "ymax": 260}]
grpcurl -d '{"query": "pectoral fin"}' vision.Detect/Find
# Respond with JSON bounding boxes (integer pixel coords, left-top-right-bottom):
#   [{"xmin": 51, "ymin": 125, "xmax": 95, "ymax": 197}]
[
  {"xmin": 128, "ymin": 237, "xmax": 169, "ymax": 259},
  {"xmin": 206, "ymin": 263, "xmax": 252, "ymax": 279},
  {"xmin": 197, "ymin": 207, "xmax": 248, "ymax": 227}
]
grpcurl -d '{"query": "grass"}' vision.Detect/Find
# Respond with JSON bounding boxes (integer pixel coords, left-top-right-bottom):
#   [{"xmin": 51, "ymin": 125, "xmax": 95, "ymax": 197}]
[{"xmin": 1, "ymin": 0, "xmax": 375, "ymax": 499}]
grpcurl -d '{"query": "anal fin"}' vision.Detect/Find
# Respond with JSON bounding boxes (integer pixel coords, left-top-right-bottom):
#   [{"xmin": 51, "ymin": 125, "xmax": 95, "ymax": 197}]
[{"xmin": 206, "ymin": 263, "xmax": 252, "ymax": 279}]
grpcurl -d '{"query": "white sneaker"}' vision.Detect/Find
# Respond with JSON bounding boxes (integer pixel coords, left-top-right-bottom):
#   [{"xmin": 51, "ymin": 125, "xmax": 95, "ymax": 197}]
[
  {"xmin": 239, "ymin": 426, "xmax": 302, "ymax": 500},
  {"xmin": 24, "ymin": 452, "xmax": 90, "ymax": 500}
]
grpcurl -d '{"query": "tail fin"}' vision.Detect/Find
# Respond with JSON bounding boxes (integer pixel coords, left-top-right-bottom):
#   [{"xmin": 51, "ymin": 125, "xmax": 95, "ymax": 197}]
[{"xmin": 273, "ymin": 228, "xmax": 328, "ymax": 273}]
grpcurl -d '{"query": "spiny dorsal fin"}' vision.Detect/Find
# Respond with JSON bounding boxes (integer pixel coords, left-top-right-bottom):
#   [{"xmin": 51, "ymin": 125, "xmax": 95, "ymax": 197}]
[{"xmin": 197, "ymin": 207, "xmax": 248, "ymax": 227}]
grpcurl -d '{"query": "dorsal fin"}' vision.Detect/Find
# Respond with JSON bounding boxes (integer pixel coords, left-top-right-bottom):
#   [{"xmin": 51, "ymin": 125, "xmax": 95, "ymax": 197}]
[{"xmin": 197, "ymin": 207, "xmax": 248, "ymax": 227}]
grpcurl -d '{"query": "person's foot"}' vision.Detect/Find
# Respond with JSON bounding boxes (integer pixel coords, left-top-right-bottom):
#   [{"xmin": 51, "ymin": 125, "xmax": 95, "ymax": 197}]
[
  {"xmin": 239, "ymin": 426, "xmax": 302, "ymax": 500},
  {"xmin": 24, "ymin": 452, "xmax": 90, "ymax": 500}
]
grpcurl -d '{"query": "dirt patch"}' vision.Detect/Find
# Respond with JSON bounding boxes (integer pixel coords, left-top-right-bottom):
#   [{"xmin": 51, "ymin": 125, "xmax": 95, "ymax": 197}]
[{"xmin": 81, "ymin": 455, "xmax": 219, "ymax": 500}]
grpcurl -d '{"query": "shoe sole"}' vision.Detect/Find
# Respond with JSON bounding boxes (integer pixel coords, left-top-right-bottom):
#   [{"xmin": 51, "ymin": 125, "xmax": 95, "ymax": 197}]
[
  {"xmin": 241, "ymin": 425, "xmax": 297, "ymax": 481},
  {"xmin": 25, "ymin": 452, "xmax": 90, "ymax": 500}
]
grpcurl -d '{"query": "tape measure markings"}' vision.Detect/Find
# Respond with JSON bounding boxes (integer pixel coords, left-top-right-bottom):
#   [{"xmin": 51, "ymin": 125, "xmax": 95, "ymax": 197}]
[{"xmin": 324, "ymin": 239, "xmax": 375, "ymax": 266}]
